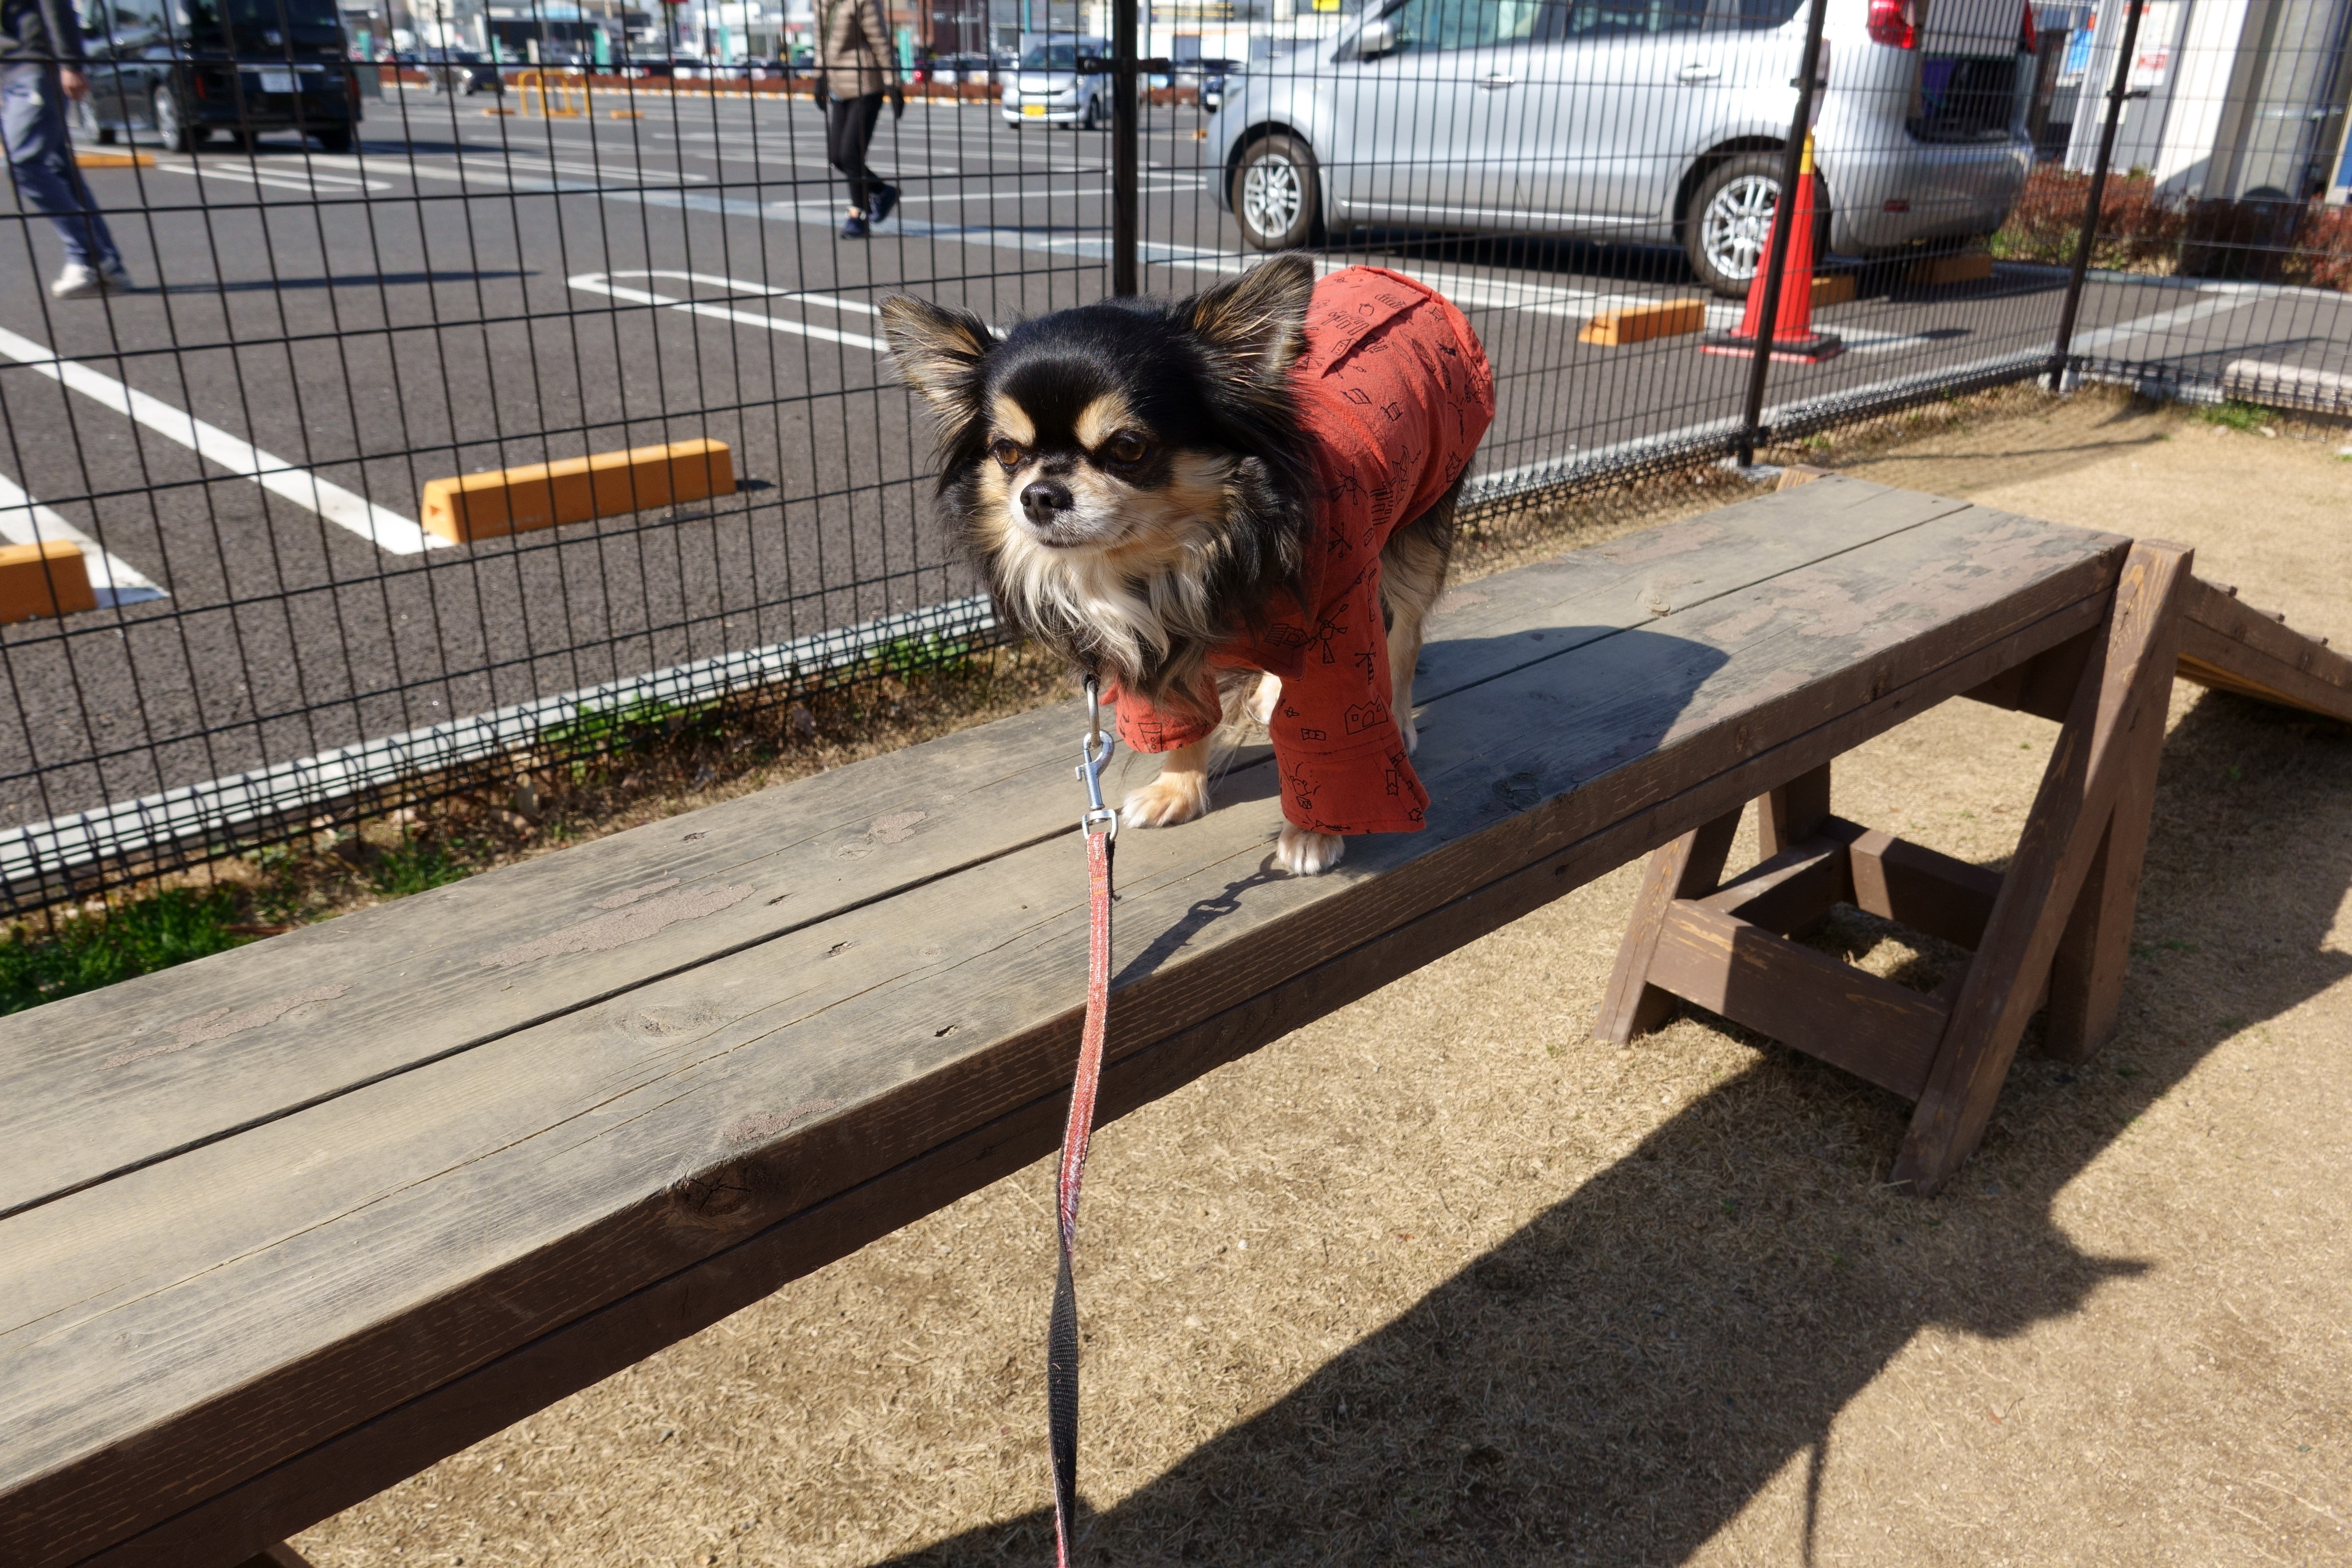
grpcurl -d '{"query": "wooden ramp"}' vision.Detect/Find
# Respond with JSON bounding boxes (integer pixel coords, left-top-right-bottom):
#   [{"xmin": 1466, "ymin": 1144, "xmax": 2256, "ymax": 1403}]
[{"xmin": 0, "ymin": 477, "xmax": 2335, "ymax": 1568}]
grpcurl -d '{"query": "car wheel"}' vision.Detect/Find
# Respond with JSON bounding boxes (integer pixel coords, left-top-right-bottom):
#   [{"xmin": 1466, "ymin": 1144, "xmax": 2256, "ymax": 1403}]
[
  {"xmin": 313, "ymin": 126, "xmax": 352, "ymax": 153},
  {"xmin": 1685, "ymin": 153, "xmax": 1783, "ymax": 297},
  {"xmin": 1080, "ymin": 94, "xmax": 1099, "ymax": 130},
  {"xmin": 1233, "ymin": 132, "xmax": 1319, "ymax": 252},
  {"xmin": 151, "ymin": 86, "xmax": 198, "ymax": 153}
]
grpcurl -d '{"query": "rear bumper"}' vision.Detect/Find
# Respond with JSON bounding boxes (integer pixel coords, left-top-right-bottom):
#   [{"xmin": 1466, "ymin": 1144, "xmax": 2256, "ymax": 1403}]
[{"xmin": 1822, "ymin": 136, "xmax": 2029, "ymax": 252}]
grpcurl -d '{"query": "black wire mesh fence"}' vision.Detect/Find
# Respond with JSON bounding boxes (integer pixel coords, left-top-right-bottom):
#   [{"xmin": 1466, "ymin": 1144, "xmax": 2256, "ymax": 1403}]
[{"xmin": 2, "ymin": 0, "xmax": 2345, "ymax": 914}]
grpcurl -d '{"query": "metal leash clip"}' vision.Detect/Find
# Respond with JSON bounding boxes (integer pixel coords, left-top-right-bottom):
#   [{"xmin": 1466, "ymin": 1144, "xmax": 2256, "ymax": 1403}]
[{"xmin": 1076, "ymin": 675, "xmax": 1118, "ymax": 839}]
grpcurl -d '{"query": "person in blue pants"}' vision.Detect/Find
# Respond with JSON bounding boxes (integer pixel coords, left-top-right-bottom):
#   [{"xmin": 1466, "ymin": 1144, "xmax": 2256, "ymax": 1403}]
[{"xmin": 2, "ymin": 0, "xmax": 132, "ymax": 299}]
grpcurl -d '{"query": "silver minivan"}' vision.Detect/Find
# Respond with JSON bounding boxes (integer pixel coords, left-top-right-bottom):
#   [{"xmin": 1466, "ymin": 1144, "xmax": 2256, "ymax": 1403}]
[
  {"xmin": 1209, "ymin": 0, "xmax": 2034, "ymax": 293},
  {"xmin": 1001, "ymin": 35, "xmax": 1115, "ymax": 128}
]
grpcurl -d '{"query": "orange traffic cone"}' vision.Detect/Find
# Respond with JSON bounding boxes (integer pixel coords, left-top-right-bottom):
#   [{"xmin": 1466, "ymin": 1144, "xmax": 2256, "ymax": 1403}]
[{"xmin": 1701, "ymin": 134, "xmax": 1844, "ymax": 363}]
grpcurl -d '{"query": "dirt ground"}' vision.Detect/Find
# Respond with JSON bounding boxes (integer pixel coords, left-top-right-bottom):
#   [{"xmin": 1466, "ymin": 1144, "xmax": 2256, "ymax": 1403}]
[{"xmin": 296, "ymin": 391, "xmax": 2352, "ymax": 1568}]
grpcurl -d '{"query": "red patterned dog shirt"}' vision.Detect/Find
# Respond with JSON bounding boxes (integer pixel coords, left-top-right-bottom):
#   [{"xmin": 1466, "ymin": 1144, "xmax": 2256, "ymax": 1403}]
[{"xmin": 1111, "ymin": 265, "xmax": 1495, "ymax": 836}]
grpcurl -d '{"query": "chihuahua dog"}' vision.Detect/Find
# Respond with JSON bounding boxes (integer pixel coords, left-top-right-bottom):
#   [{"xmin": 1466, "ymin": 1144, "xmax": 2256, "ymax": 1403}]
[{"xmin": 883, "ymin": 254, "xmax": 1493, "ymax": 875}]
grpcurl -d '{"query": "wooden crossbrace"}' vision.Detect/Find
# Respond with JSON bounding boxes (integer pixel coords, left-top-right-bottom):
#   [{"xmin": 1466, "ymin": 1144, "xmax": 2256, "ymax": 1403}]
[{"xmin": 1598, "ymin": 539, "xmax": 2201, "ymax": 1195}]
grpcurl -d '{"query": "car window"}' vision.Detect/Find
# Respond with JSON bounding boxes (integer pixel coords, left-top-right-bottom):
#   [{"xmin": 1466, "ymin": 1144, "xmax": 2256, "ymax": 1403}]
[
  {"xmin": 1385, "ymin": 0, "xmax": 1565, "ymax": 52},
  {"xmin": 99, "ymin": 0, "xmax": 167, "ymax": 39},
  {"xmin": 1559, "ymin": 0, "xmax": 1711, "ymax": 36}
]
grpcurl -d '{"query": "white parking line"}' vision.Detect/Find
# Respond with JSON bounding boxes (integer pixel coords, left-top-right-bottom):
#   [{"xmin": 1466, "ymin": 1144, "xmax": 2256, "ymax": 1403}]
[
  {"xmin": 0, "ymin": 472, "xmax": 166, "ymax": 606},
  {"xmin": 568, "ymin": 271, "xmax": 888, "ymax": 351},
  {"xmin": 151, "ymin": 157, "xmax": 394, "ymax": 194},
  {"xmin": 0, "ymin": 326, "xmax": 440, "ymax": 555}
]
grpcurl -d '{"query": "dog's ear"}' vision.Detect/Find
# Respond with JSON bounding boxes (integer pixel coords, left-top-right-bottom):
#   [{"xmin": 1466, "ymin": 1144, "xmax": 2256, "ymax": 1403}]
[
  {"xmin": 881, "ymin": 296, "xmax": 995, "ymax": 424},
  {"xmin": 1183, "ymin": 254, "xmax": 1314, "ymax": 391}
]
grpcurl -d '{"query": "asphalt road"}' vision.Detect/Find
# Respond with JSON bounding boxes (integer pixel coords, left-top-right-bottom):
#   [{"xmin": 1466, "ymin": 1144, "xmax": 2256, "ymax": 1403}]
[{"xmin": 1, "ymin": 85, "xmax": 2343, "ymax": 829}]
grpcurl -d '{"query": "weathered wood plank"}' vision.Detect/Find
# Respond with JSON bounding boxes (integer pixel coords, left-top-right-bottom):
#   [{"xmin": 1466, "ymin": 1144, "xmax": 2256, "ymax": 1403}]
[
  {"xmin": 1647, "ymin": 902, "xmax": 1945, "ymax": 1099},
  {"xmin": 2173, "ymin": 576, "xmax": 2352, "ymax": 723},
  {"xmin": 0, "ymin": 499, "xmax": 2124, "ymax": 1567},
  {"xmin": 0, "ymin": 481, "xmax": 1970, "ymax": 1221}
]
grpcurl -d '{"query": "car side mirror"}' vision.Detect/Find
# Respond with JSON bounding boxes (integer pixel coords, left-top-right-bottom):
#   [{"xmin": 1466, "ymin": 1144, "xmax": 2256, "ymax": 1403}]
[{"xmin": 1354, "ymin": 15, "xmax": 1398, "ymax": 57}]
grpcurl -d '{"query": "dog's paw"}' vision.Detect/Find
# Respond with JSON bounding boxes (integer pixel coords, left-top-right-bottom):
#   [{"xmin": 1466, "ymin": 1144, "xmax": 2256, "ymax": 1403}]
[
  {"xmin": 1398, "ymin": 709, "xmax": 1420, "ymax": 756},
  {"xmin": 1123, "ymin": 771, "xmax": 1211, "ymax": 828},
  {"xmin": 1276, "ymin": 824, "xmax": 1346, "ymax": 876},
  {"xmin": 1245, "ymin": 670, "xmax": 1281, "ymax": 727}
]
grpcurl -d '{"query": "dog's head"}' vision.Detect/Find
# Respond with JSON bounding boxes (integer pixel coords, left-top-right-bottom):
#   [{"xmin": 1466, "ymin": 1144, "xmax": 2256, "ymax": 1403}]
[{"xmin": 881, "ymin": 254, "xmax": 1316, "ymax": 560}]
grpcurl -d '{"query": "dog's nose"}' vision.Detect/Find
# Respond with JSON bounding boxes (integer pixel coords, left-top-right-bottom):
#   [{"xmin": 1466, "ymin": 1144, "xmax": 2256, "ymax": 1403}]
[{"xmin": 1020, "ymin": 480, "xmax": 1073, "ymax": 527}]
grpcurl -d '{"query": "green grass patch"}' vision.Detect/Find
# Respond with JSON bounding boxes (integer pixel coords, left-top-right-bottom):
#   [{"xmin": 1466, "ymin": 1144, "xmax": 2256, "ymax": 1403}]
[
  {"xmin": 2196, "ymin": 400, "xmax": 2272, "ymax": 433},
  {"xmin": 0, "ymin": 888, "xmax": 253, "ymax": 1014},
  {"xmin": 368, "ymin": 836, "xmax": 475, "ymax": 899}
]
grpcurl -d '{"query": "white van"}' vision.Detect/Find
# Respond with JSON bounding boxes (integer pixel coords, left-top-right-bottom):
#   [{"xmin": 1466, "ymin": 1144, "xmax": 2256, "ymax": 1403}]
[
  {"xmin": 1000, "ymin": 34, "xmax": 1115, "ymax": 128},
  {"xmin": 1209, "ymin": 0, "xmax": 2035, "ymax": 293}
]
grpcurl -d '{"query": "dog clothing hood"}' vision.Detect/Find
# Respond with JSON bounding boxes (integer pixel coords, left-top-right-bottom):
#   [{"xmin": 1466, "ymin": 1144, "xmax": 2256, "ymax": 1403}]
[{"xmin": 1113, "ymin": 266, "xmax": 1495, "ymax": 836}]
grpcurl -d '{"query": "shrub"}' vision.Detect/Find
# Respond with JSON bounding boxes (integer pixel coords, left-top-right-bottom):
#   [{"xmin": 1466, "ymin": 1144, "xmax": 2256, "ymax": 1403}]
[{"xmin": 1992, "ymin": 164, "xmax": 2352, "ymax": 292}]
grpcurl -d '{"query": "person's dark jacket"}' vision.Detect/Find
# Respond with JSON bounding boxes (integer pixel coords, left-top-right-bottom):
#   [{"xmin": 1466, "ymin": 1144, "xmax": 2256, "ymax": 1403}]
[{"xmin": 1, "ymin": 0, "xmax": 89, "ymax": 68}]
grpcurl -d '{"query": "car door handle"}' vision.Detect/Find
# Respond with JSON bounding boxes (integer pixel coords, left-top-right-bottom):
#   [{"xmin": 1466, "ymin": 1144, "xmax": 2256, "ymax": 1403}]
[
  {"xmin": 1477, "ymin": 73, "xmax": 1516, "ymax": 89},
  {"xmin": 1677, "ymin": 63, "xmax": 1722, "ymax": 83}
]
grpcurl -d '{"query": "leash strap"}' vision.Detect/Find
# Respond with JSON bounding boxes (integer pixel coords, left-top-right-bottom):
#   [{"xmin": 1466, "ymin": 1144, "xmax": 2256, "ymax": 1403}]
[
  {"xmin": 1050, "ymin": 826, "xmax": 1111, "ymax": 1566},
  {"xmin": 1052, "ymin": 680, "xmax": 1118, "ymax": 1567}
]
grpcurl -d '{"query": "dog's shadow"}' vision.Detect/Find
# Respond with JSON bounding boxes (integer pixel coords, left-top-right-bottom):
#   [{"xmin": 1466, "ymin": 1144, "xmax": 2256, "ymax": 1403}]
[{"xmin": 871, "ymin": 693, "xmax": 2352, "ymax": 1565}]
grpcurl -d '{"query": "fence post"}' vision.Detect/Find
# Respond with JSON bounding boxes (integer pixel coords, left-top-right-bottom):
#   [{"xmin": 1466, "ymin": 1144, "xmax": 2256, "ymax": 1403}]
[
  {"xmin": 1735, "ymin": 0, "xmax": 1831, "ymax": 468},
  {"xmin": 2046, "ymin": 0, "xmax": 2149, "ymax": 391},
  {"xmin": 1111, "ymin": 0, "xmax": 1140, "ymax": 296}
]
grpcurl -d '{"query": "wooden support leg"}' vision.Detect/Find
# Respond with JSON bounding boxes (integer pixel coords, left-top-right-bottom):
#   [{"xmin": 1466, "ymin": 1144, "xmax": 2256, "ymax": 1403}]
[
  {"xmin": 1758, "ymin": 762, "xmax": 1832, "ymax": 860},
  {"xmin": 1594, "ymin": 808, "xmax": 1742, "ymax": 1044},
  {"xmin": 236, "ymin": 1545, "xmax": 317, "ymax": 1568},
  {"xmin": 1891, "ymin": 540, "xmax": 2192, "ymax": 1195},
  {"xmin": 2040, "ymin": 635, "xmax": 2171, "ymax": 1061}
]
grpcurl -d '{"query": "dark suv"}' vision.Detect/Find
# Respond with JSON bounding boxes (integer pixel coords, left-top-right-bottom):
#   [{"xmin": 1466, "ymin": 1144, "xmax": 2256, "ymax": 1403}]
[{"xmin": 80, "ymin": 0, "xmax": 359, "ymax": 153}]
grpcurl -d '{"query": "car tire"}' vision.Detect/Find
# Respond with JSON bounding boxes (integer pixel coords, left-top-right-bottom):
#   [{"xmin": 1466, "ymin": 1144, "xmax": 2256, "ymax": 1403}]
[
  {"xmin": 1685, "ymin": 153, "xmax": 1784, "ymax": 298},
  {"xmin": 1232, "ymin": 132, "xmax": 1320, "ymax": 252},
  {"xmin": 313, "ymin": 127, "xmax": 352, "ymax": 152},
  {"xmin": 151, "ymin": 86, "xmax": 198, "ymax": 153},
  {"xmin": 1080, "ymin": 93, "xmax": 1099, "ymax": 131}
]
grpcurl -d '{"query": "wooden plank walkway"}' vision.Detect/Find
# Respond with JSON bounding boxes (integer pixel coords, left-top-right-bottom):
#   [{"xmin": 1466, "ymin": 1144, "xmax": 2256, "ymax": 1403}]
[{"xmin": 0, "ymin": 479, "xmax": 2153, "ymax": 1567}]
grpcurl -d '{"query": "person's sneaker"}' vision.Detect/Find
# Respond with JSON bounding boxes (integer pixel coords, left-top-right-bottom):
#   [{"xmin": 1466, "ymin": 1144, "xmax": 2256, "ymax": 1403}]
[
  {"xmin": 50, "ymin": 261, "xmax": 133, "ymax": 299},
  {"xmin": 840, "ymin": 213, "xmax": 869, "ymax": 239},
  {"xmin": 868, "ymin": 182, "xmax": 899, "ymax": 226},
  {"xmin": 50, "ymin": 263, "xmax": 105, "ymax": 300}
]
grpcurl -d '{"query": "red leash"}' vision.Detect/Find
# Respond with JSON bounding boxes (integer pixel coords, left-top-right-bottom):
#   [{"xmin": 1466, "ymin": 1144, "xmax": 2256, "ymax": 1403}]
[{"xmin": 1051, "ymin": 678, "xmax": 1118, "ymax": 1566}]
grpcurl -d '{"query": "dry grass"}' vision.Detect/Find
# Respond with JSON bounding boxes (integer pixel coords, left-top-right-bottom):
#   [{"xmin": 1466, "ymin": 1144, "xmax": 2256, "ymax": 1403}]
[{"xmin": 292, "ymin": 387, "xmax": 2352, "ymax": 1567}]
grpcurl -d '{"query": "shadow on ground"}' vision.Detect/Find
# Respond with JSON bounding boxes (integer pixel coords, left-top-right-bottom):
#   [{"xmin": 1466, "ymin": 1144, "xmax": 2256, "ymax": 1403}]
[{"xmin": 872, "ymin": 689, "xmax": 2352, "ymax": 1566}]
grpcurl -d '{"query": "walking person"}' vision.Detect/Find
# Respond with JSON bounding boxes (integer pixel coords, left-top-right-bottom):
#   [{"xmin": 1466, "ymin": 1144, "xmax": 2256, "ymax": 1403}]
[
  {"xmin": 2, "ymin": 0, "xmax": 132, "ymax": 298},
  {"xmin": 813, "ymin": 0, "xmax": 901, "ymax": 239}
]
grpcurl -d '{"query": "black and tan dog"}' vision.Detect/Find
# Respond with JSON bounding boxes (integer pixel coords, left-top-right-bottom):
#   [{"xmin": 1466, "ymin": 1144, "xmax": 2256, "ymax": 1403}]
[{"xmin": 884, "ymin": 254, "xmax": 1493, "ymax": 874}]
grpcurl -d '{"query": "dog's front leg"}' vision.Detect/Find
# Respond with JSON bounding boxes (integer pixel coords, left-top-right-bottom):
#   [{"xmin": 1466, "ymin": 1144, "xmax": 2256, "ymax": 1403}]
[
  {"xmin": 1276, "ymin": 824, "xmax": 1346, "ymax": 876},
  {"xmin": 1123, "ymin": 735, "xmax": 1215, "ymax": 828}
]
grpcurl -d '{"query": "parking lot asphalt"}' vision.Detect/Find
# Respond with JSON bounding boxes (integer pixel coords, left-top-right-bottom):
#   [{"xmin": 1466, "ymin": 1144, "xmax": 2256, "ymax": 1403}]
[{"xmin": 2, "ymin": 87, "xmax": 2345, "ymax": 827}]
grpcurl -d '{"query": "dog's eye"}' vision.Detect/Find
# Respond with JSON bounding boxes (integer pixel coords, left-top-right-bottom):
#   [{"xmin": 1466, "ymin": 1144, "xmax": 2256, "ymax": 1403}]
[
  {"xmin": 989, "ymin": 438, "xmax": 1027, "ymax": 471},
  {"xmin": 1101, "ymin": 431, "xmax": 1152, "ymax": 466}
]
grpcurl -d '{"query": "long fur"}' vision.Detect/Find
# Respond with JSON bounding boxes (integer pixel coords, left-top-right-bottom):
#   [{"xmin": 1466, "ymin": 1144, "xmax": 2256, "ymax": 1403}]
[{"xmin": 882, "ymin": 256, "xmax": 1323, "ymax": 722}]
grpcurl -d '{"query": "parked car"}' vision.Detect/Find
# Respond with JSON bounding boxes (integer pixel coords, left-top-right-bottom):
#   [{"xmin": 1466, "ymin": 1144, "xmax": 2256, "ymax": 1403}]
[
  {"xmin": 79, "ymin": 0, "xmax": 360, "ymax": 152},
  {"xmin": 929, "ymin": 51, "xmax": 995, "ymax": 85},
  {"xmin": 422, "ymin": 46, "xmax": 499, "ymax": 94},
  {"xmin": 1197, "ymin": 56, "xmax": 1237, "ymax": 111},
  {"xmin": 1209, "ymin": 0, "xmax": 2034, "ymax": 294},
  {"xmin": 1000, "ymin": 34, "xmax": 1112, "ymax": 128}
]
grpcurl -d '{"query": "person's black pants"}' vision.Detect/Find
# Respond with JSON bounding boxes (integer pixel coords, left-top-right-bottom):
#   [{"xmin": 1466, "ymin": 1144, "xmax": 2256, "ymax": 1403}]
[{"xmin": 826, "ymin": 92, "xmax": 884, "ymax": 211}]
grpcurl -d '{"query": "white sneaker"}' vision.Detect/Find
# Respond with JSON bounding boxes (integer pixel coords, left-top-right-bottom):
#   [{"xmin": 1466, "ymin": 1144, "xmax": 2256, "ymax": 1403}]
[
  {"xmin": 51, "ymin": 261, "xmax": 130, "ymax": 300},
  {"xmin": 50, "ymin": 263, "xmax": 105, "ymax": 299}
]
